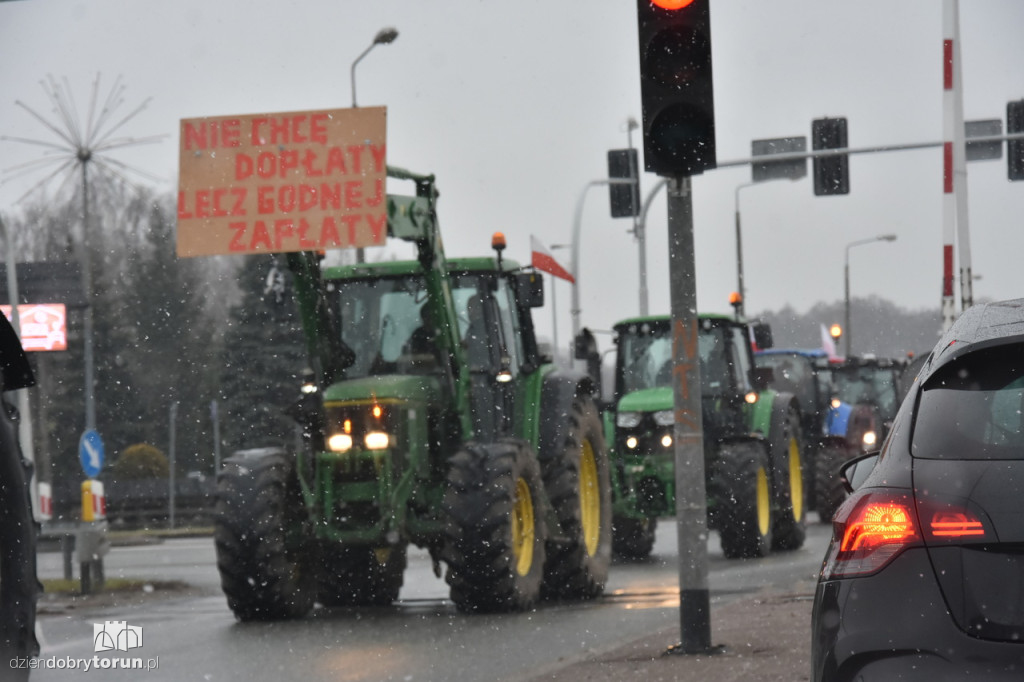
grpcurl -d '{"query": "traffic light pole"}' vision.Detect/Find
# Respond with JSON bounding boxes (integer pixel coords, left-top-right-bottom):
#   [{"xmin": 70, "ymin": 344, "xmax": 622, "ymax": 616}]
[{"xmin": 665, "ymin": 175, "xmax": 715, "ymax": 656}]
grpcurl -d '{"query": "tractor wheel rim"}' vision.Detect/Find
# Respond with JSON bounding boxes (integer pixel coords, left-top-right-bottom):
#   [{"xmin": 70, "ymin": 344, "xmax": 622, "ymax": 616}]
[
  {"xmin": 756, "ymin": 466, "xmax": 771, "ymax": 536},
  {"xmin": 788, "ymin": 436, "xmax": 803, "ymax": 521},
  {"xmin": 580, "ymin": 439, "xmax": 600, "ymax": 557},
  {"xmin": 512, "ymin": 477, "xmax": 535, "ymax": 576}
]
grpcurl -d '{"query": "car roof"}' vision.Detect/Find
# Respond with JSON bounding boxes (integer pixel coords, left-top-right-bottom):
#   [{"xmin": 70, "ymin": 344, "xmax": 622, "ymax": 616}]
[{"xmin": 916, "ymin": 299, "xmax": 1024, "ymax": 385}]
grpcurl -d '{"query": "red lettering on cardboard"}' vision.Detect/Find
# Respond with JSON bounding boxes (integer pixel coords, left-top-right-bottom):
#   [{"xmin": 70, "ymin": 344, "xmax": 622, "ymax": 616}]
[
  {"xmin": 320, "ymin": 216, "xmax": 341, "ymax": 248},
  {"xmin": 228, "ymin": 222, "xmax": 247, "ymax": 251}
]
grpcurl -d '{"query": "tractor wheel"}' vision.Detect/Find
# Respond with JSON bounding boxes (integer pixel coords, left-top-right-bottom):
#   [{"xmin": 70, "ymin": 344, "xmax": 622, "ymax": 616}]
[
  {"xmin": 768, "ymin": 401, "xmax": 807, "ymax": 551},
  {"xmin": 814, "ymin": 442, "xmax": 851, "ymax": 522},
  {"xmin": 214, "ymin": 449, "xmax": 316, "ymax": 621},
  {"xmin": 0, "ymin": 442, "xmax": 39, "ymax": 680},
  {"xmin": 612, "ymin": 515, "xmax": 657, "ymax": 561},
  {"xmin": 710, "ymin": 440, "xmax": 773, "ymax": 559},
  {"xmin": 539, "ymin": 395, "xmax": 612, "ymax": 600},
  {"xmin": 318, "ymin": 544, "xmax": 407, "ymax": 606},
  {"xmin": 443, "ymin": 440, "xmax": 547, "ymax": 613}
]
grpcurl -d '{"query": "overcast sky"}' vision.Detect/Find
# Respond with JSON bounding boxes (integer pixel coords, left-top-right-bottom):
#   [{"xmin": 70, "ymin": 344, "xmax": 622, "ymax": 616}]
[{"xmin": 2, "ymin": 0, "xmax": 1023, "ymax": 350}]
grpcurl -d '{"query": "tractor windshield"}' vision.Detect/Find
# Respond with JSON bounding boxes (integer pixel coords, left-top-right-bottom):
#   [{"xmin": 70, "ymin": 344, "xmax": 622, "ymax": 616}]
[
  {"xmin": 331, "ymin": 273, "xmax": 495, "ymax": 380},
  {"xmin": 333, "ymin": 274, "xmax": 432, "ymax": 379},
  {"xmin": 756, "ymin": 353, "xmax": 818, "ymax": 408},
  {"xmin": 833, "ymin": 364, "xmax": 900, "ymax": 421},
  {"xmin": 615, "ymin": 319, "xmax": 741, "ymax": 399}
]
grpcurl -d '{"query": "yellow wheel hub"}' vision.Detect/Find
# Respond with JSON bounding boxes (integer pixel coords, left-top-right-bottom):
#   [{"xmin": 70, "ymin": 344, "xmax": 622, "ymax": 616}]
[
  {"xmin": 756, "ymin": 466, "xmax": 771, "ymax": 536},
  {"xmin": 788, "ymin": 436, "xmax": 803, "ymax": 521},
  {"xmin": 579, "ymin": 440, "xmax": 600, "ymax": 557},
  {"xmin": 511, "ymin": 477, "xmax": 535, "ymax": 576}
]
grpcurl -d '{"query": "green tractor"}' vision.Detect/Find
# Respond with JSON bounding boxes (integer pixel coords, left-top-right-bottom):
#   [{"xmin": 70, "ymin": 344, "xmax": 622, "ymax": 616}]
[
  {"xmin": 214, "ymin": 167, "xmax": 612, "ymax": 618},
  {"xmin": 595, "ymin": 314, "xmax": 806, "ymax": 560}
]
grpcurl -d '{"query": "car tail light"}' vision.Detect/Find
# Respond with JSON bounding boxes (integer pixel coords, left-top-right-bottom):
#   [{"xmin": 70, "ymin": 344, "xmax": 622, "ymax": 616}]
[
  {"xmin": 822, "ymin": 491, "xmax": 995, "ymax": 580},
  {"xmin": 821, "ymin": 491, "xmax": 922, "ymax": 579},
  {"xmin": 916, "ymin": 498, "xmax": 992, "ymax": 545}
]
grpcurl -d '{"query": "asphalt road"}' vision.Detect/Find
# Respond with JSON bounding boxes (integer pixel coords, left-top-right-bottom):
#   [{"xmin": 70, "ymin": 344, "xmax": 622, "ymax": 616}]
[{"xmin": 30, "ymin": 518, "xmax": 829, "ymax": 681}]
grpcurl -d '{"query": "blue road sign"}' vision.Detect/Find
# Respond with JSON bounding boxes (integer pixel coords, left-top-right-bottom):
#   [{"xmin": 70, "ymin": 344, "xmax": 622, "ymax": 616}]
[{"xmin": 79, "ymin": 429, "xmax": 105, "ymax": 478}]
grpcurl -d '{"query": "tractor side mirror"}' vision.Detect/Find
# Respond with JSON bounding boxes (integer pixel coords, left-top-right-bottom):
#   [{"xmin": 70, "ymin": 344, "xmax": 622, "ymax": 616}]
[
  {"xmin": 573, "ymin": 328, "xmax": 602, "ymax": 396},
  {"xmin": 751, "ymin": 322, "xmax": 773, "ymax": 350},
  {"xmin": 517, "ymin": 273, "xmax": 544, "ymax": 308}
]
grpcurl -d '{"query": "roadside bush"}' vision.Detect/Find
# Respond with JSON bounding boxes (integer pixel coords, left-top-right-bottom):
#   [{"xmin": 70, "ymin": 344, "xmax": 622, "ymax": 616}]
[{"xmin": 111, "ymin": 443, "xmax": 170, "ymax": 480}]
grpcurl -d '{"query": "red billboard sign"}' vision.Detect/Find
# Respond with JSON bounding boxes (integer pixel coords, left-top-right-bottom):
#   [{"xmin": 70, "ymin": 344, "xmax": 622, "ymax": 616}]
[{"xmin": 1, "ymin": 304, "xmax": 68, "ymax": 352}]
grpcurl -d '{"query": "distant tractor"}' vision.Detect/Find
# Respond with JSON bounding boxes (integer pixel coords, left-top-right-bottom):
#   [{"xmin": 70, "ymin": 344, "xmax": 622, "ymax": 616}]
[
  {"xmin": 831, "ymin": 355, "xmax": 904, "ymax": 443},
  {"xmin": 595, "ymin": 314, "xmax": 807, "ymax": 561},
  {"xmin": 214, "ymin": 167, "xmax": 613, "ymax": 618},
  {"xmin": 754, "ymin": 349, "xmax": 881, "ymax": 521}
]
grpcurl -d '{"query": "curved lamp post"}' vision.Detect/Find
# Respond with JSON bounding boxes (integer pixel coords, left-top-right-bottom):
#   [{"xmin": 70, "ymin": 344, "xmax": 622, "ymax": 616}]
[
  {"xmin": 350, "ymin": 27, "xmax": 398, "ymax": 263},
  {"xmin": 844, "ymin": 234, "xmax": 897, "ymax": 357},
  {"xmin": 351, "ymin": 27, "xmax": 398, "ymax": 108}
]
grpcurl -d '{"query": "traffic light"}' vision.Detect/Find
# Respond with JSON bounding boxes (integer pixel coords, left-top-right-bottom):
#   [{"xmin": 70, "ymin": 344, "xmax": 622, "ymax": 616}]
[
  {"xmin": 812, "ymin": 117, "xmax": 849, "ymax": 195},
  {"xmin": 636, "ymin": 0, "xmax": 716, "ymax": 177},
  {"xmin": 1008, "ymin": 100, "xmax": 1024, "ymax": 181},
  {"xmin": 607, "ymin": 149, "xmax": 640, "ymax": 218}
]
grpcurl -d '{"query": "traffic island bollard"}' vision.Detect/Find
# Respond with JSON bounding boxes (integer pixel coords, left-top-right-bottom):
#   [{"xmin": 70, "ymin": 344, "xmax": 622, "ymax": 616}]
[{"xmin": 75, "ymin": 521, "xmax": 109, "ymax": 594}]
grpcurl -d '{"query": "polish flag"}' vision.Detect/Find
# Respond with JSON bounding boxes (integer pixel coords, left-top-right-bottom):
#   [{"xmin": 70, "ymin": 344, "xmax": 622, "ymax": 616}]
[
  {"xmin": 820, "ymin": 324, "xmax": 840, "ymax": 361},
  {"xmin": 531, "ymin": 235, "xmax": 575, "ymax": 283}
]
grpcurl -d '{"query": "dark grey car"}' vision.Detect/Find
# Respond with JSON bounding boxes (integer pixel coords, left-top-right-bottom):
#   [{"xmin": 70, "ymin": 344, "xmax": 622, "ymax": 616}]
[{"xmin": 812, "ymin": 299, "xmax": 1024, "ymax": 681}]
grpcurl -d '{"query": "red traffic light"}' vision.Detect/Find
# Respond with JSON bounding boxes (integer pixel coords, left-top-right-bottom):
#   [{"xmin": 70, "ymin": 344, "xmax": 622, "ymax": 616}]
[
  {"xmin": 636, "ymin": 0, "xmax": 716, "ymax": 177},
  {"xmin": 652, "ymin": 0, "xmax": 697, "ymax": 9}
]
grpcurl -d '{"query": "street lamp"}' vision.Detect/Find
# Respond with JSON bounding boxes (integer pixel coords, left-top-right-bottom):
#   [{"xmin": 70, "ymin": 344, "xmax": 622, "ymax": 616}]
[
  {"xmin": 844, "ymin": 234, "xmax": 897, "ymax": 357},
  {"xmin": 350, "ymin": 27, "xmax": 398, "ymax": 263},
  {"xmin": 624, "ymin": 117, "xmax": 648, "ymax": 317},
  {"xmin": 350, "ymin": 27, "xmax": 398, "ymax": 109},
  {"xmin": 569, "ymin": 177, "xmax": 634, "ymax": 353},
  {"xmin": 550, "ymin": 243, "xmax": 571, "ymax": 363},
  {"xmin": 734, "ymin": 177, "xmax": 799, "ymax": 318}
]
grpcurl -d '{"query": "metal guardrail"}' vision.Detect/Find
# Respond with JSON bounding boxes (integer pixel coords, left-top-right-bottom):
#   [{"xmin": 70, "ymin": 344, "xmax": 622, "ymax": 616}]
[{"xmin": 38, "ymin": 520, "xmax": 109, "ymax": 593}]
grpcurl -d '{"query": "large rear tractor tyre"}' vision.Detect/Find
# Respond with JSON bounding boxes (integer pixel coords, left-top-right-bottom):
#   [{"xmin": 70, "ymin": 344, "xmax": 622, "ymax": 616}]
[
  {"xmin": 539, "ymin": 395, "xmax": 612, "ymax": 600},
  {"xmin": 710, "ymin": 441, "xmax": 773, "ymax": 559},
  {"xmin": 768, "ymin": 401, "xmax": 807, "ymax": 551},
  {"xmin": 443, "ymin": 441, "xmax": 547, "ymax": 613},
  {"xmin": 318, "ymin": 544, "xmax": 407, "ymax": 607},
  {"xmin": 612, "ymin": 516, "xmax": 657, "ymax": 561},
  {"xmin": 214, "ymin": 449, "xmax": 316, "ymax": 621},
  {"xmin": 814, "ymin": 442, "xmax": 852, "ymax": 522}
]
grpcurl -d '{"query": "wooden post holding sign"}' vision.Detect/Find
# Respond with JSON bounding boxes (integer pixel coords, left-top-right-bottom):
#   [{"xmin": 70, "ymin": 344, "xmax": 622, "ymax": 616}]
[{"xmin": 177, "ymin": 106, "xmax": 388, "ymax": 258}]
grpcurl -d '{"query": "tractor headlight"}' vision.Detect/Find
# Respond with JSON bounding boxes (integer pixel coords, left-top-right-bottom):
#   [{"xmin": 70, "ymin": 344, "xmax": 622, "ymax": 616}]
[
  {"xmin": 617, "ymin": 412, "xmax": 642, "ymax": 428},
  {"xmin": 862, "ymin": 430, "xmax": 877, "ymax": 449},
  {"xmin": 653, "ymin": 410, "xmax": 675, "ymax": 426},
  {"xmin": 365, "ymin": 431, "xmax": 391, "ymax": 450},
  {"xmin": 328, "ymin": 433, "xmax": 353, "ymax": 452},
  {"xmin": 744, "ymin": 391, "xmax": 759, "ymax": 404},
  {"xmin": 661, "ymin": 434, "xmax": 673, "ymax": 448},
  {"xmin": 625, "ymin": 436, "xmax": 639, "ymax": 449}
]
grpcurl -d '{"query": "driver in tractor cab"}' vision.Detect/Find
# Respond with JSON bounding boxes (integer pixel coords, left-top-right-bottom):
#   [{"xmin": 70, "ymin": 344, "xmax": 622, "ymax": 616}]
[
  {"xmin": 403, "ymin": 304, "xmax": 440, "ymax": 372},
  {"xmin": 462, "ymin": 294, "xmax": 491, "ymax": 370}
]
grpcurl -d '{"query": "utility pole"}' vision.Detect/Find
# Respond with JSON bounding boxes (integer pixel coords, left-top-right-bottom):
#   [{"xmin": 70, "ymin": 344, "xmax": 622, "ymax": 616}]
[{"xmin": 666, "ymin": 176, "xmax": 712, "ymax": 653}]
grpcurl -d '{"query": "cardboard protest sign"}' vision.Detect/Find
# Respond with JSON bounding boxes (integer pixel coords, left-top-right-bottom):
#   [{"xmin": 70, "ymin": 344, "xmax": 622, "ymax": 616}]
[{"xmin": 177, "ymin": 106, "xmax": 386, "ymax": 257}]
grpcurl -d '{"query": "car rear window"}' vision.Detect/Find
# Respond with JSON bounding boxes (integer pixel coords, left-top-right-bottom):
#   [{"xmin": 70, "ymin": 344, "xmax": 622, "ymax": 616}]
[{"xmin": 912, "ymin": 343, "xmax": 1024, "ymax": 460}]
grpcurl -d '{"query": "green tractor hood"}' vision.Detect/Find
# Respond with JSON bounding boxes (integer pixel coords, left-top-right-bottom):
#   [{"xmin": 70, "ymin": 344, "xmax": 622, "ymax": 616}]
[
  {"xmin": 323, "ymin": 374, "xmax": 442, "ymax": 405},
  {"xmin": 617, "ymin": 386, "xmax": 673, "ymax": 414}
]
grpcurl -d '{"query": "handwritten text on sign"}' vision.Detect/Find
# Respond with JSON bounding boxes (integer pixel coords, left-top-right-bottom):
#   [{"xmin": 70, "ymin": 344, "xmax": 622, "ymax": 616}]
[{"xmin": 177, "ymin": 107, "xmax": 387, "ymax": 257}]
